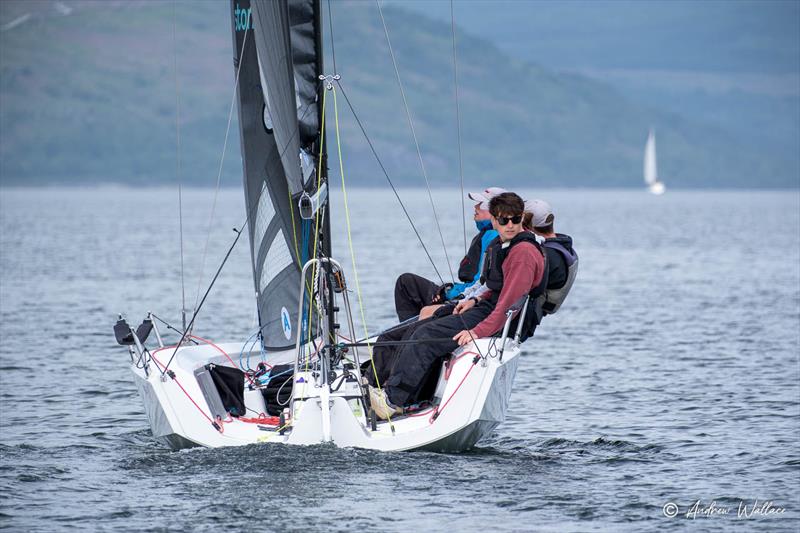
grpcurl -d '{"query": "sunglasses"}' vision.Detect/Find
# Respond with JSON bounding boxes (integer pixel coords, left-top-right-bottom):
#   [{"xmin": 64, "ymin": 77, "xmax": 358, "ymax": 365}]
[{"xmin": 495, "ymin": 214, "xmax": 522, "ymax": 226}]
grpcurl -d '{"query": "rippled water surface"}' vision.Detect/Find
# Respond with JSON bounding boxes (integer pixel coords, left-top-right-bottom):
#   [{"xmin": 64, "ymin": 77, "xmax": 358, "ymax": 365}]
[{"xmin": 1, "ymin": 187, "xmax": 798, "ymax": 531}]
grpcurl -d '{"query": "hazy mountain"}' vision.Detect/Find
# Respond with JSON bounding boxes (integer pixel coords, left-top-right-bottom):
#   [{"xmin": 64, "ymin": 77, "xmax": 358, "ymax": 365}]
[
  {"xmin": 400, "ymin": 0, "xmax": 800, "ymax": 186},
  {"xmin": 0, "ymin": 0, "xmax": 797, "ymax": 188}
]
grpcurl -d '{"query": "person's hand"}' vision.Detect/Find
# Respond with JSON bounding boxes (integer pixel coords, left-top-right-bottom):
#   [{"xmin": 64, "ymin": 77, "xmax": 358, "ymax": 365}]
[
  {"xmin": 454, "ymin": 298, "xmax": 476, "ymax": 315},
  {"xmin": 431, "ymin": 283, "xmax": 453, "ymax": 304},
  {"xmin": 453, "ymin": 329, "xmax": 477, "ymax": 346}
]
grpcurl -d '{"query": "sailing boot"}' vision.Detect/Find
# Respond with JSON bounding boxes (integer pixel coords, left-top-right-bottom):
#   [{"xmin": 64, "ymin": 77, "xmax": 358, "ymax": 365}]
[{"xmin": 369, "ymin": 386, "xmax": 402, "ymax": 420}]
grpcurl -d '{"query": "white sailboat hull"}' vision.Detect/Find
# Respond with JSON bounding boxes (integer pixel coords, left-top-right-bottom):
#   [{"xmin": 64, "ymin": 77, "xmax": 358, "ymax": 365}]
[
  {"xmin": 131, "ymin": 338, "xmax": 520, "ymax": 452},
  {"xmin": 648, "ymin": 181, "xmax": 666, "ymax": 195}
]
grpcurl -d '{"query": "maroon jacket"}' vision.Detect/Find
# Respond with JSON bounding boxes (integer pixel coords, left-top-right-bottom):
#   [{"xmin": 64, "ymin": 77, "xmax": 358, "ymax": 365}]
[{"xmin": 472, "ymin": 241, "xmax": 544, "ymax": 338}]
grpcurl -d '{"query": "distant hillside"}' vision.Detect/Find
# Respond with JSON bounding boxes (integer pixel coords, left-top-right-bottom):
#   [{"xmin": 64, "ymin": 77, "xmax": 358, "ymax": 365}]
[
  {"xmin": 0, "ymin": 0, "xmax": 795, "ymax": 188},
  {"xmin": 401, "ymin": 0, "xmax": 800, "ymax": 188}
]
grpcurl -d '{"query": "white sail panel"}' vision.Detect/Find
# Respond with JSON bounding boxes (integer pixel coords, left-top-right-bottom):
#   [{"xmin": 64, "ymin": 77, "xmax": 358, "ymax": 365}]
[
  {"xmin": 260, "ymin": 230, "xmax": 294, "ymax": 294},
  {"xmin": 253, "ymin": 182, "xmax": 276, "ymax": 252},
  {"xmin": 257, "ymin": 55, "xmax": 274, "ymax": 132},
  {"xmin": 644, "ymin": 129, "xmax": 658, "ymax": 186}
]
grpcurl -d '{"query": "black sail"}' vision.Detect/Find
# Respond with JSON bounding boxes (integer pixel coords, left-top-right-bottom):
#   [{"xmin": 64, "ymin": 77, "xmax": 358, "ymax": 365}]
[{"xmin": 230, "ymin": 0, "xmax": 324, "ymax": 349}]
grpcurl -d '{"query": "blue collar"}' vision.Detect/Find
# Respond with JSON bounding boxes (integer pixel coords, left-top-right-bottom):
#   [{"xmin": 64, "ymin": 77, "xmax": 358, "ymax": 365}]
[{"xmin": 475, "ymin": 219, "xmax": 492, "ymax": 231}]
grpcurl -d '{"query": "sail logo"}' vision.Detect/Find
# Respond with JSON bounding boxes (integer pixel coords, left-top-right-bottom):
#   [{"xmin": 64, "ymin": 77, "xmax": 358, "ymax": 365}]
[
  {"xmin": 281, "ymin": 307, "xmax": 292, "ymax": 340},
  {"xmin": 234, "ymin": 4, "xmax": 252, "ymax": 32}
]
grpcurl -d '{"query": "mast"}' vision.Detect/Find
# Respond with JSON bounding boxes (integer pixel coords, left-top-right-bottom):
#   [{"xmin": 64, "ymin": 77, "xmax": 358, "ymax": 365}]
[
  {"xmin": 312, "ymin": 0, "xmax": 337, "ymax": 360},
  {"xmin": 315, "ymin": 0, "xmax": 331, "ymax": 257}
]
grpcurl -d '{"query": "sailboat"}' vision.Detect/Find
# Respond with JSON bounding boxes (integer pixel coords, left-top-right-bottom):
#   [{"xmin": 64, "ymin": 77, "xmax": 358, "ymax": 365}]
[
  {"xmin": 644, "ymin": 128, "xmax": 665, "ymax": 195},
  {"xmin": 114, "ymin": 0, "xmax": 525, "ymax": 452}
]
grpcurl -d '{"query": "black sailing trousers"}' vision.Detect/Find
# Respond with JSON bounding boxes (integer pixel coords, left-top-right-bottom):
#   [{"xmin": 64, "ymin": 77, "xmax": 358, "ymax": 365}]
[
  {"xmin": 384, "ymin": 301, "xmax": 494, "ymax": 407},
  {"xmin": 394, "ymin": 273, "xmax": 440, "ymax": 321},
  {"xmin": 365, "ymin": 304, "xmax": 457, "ymax": 388},
  {"xmin": 364, "ymin": 317, "xmax": 430, "ymax": 388}
]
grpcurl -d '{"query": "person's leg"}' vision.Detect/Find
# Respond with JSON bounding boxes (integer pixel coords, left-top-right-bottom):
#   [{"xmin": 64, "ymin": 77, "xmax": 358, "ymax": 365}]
[
  {"xmin": 384, "ymin": 306, "xmax": 490, "ymax": 407},
  {"xmin": 419, "ymin": 304, "xmax": 443, "ymax": 320},
  {"xmin": 394, "ymin": 273, "xmax": 440, "ymax": 321},
  {"xmin": 363, "ymin": 316, "xmax": 435, "ymax": 387},
  {"xmin": 432, "ymin": 302, "xmax": 457, "ymax": 319}
]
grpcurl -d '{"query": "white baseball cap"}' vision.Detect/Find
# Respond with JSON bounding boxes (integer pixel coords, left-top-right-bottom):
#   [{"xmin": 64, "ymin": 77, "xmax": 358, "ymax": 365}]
[
  {"xmin": 468, "ymin": 187, "xmax": 507, "ymax": 210},
  {"xmin": 525, "ymin": 199, "xmax": 554, "ymax": 228}
]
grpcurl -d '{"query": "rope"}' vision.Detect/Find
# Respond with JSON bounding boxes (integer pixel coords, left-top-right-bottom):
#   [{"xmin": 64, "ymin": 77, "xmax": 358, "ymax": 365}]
[
  {"xmin": 238, "ymin": 327, "xmax": 261, "ymax": 371},
  {"xmin": 192, "ymin": 24, "xmax": 250, "ymax": 320},
  {"xmin": 430, "ymin": 353, "xmax": 480, "ymax": 424},
  {"xmin": 455, "ymin": 309, "xmax": 485, "ymax": 359},
  {"xmin": 149, "ymin": 347, "xmax": 220, "ymax": 430},
  {"xmin": 355, "ymin": 314, "xmax": 420, "ymax": 343},
  {"xmin": 239, "ymin": 415, "xmax": 281, "ymax": 425},
  {"xmin": 340, "ymin": 337, "xmax": 463, "ymax": 348},
  {"xmin": 331, "ymin": 88, "xmax": 373, "ymax": 371},
  {"xmin": 450, "ymin": 0, "xmax": 467, "ymax": 257},
  {"xmin": 331, "ymin": 86, "xmax": 397, "ymax": 426},
  {"xmin": 187, "ymin": 334, "xmax": 256, "ymax": 387},
  {"xmin": 151, "ymin": 345, "xmax": 293, "ymax": 433},
  {"xmin": 307, "ymin": 88, "xmax": 328, "ymax": 352},
  {"xmin": 171, "ymin": 1, "xmax": 187, "ymax": 329},
  {"xmin": 334, "ymin": 81, "xmax": 443, "ymax": 284},
  {"xmin": 376, "ymin": 1, "xmax": 454, "ymax": 283}
]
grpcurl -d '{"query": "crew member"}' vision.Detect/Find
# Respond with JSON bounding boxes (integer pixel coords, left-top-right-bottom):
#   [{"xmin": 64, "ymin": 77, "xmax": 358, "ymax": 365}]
[
  {"xmin": 393, "ymin": 187, "xmax": 504, "ymax": 321},
  {"xmin": 371, "ymin": 192, "xmax": 544, "ymax": 419}
]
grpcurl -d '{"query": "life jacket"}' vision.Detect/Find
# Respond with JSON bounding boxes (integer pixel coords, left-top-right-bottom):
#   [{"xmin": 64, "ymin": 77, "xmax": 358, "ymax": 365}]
[
  {"xmin": 540, "ymin": 238, "xmax": 578, "ymax": 315},
  {"xmin": 457, "ymin": 223, "xmax": 492, "ymax": 283},
  {"xmin": 479, "ymin": 232, "xmax": 546, "ymax": 306}
]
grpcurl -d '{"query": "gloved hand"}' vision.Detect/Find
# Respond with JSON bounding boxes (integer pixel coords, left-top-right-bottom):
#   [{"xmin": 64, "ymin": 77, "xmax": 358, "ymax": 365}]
[{"xmin": 430, "ymin": 283, "xmax": 453, "ymax": 304}]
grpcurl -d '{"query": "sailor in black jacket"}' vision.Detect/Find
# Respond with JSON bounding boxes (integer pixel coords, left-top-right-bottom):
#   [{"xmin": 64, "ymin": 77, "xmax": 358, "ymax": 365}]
[{"xmin": 524, "ymin": 199, "xmax": 578, "ymax": 317}]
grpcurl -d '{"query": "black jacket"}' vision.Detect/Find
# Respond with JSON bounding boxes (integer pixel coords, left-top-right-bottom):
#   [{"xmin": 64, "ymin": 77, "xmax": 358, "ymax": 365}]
[{"xmin": 543, "ymin": 233, "xmax": 575, "ymax": 290}]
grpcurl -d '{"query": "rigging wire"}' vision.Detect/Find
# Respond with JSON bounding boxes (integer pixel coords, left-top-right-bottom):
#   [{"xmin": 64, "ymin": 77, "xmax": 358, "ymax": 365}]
[
  {"xmin": 334, "ymin": 80, "xmax": 443, "ymax": 284},
  {"xmin": 325, "ymin": 1, "xmax": 442, "ymax": 282},
  {"xmin": 331, "ymin": 85, "xmax": 396, "ymax": 427},
  {"xmin": 450, "ymin": 0, "xmax": 467, "ymax": 257},
  {"xmin": 191, "ymin": 24, "xmax": 251, "ymax": 322},
  {"xmin": 331, "ymin": 86, "xmax": 372, "ymax": 368},
  {"xmin": 171, "ymin": 1, "xmax": 187, "ymax": 330},
  {"xmin": 306, "ymin": 87, "xmax": 329, "ymax": 356},
  {"xmin": 326, "ymin": 0, "xmax": 337, "ymax": 75},
  {"xmin": 162, "ymin": 98, "xmax": 317, "ymax": 376},
  {"xmin": 161, "ymin": 223, "xmax": 247, "ymax": 376},
  {"xmin": 375, "ymin": 0, "xmax": 454, "ymax": 283}
]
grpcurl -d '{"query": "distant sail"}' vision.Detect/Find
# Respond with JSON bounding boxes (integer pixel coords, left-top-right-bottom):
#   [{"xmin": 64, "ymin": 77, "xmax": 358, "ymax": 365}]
[
  {"xmin": 644, "ymin": 128, "xmax": 665, "ymax": 195},
  {"xmin": 231, "ymin": 0, "xmax": 324, "ymax": 349},
  {"xmin": 644, "ymin": 129, "xmax": 657, "ymax": 185}
]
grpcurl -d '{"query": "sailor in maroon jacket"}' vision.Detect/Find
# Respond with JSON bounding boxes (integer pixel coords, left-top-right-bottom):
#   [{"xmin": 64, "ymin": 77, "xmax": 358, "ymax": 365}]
[{"xmin": 370, "ymin": 192, "xmax": 544, "ymax": 419}]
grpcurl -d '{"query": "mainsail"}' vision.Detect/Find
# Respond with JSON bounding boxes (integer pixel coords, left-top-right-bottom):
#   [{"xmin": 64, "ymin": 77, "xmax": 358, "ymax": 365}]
[
  {"xmin": 231, "ymin": 0, "xmax": 326, "ymax": 349},
  {"xmin": 644, "ymin": 128, "xmax": 657, "ymax": 186}
]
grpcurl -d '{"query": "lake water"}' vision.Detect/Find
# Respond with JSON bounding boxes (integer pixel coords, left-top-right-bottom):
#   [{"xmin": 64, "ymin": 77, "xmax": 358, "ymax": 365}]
[{"xmin": 1, "ymin": 186, "xmax": 798, "ymax": 531}]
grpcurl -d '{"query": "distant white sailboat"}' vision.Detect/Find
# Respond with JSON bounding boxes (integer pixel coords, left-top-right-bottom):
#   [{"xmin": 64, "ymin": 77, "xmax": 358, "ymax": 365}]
[{"xmin": 644, "ymin": 128, "xmax": 665, "ymax": 195}]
